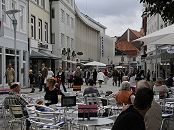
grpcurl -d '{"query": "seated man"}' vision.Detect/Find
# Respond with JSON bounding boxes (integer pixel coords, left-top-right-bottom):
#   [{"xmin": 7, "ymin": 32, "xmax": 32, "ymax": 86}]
[
  {"xmin": 137, "ymin": 80, "xmax": 162, "ymax": 130},
  {"xmin": 112, "ymin": 87, "xmax": 154, "ymax": 130},
  {"xmin": 114, "ymin": 81, "xmax": 134, "ymax": 105},
  {"xmin": 3, "ymin": 83, "xmax": 30, "ymax": 130},
  {"xmin": 83, "ymin": 79, "xmax": 100, "ymax": 97}
]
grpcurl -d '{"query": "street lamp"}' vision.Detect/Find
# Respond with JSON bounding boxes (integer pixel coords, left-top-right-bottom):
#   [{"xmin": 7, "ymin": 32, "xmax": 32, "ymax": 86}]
[{"xmin": 5, "ymin": 9, "xmax": 21, "ymax": 82}]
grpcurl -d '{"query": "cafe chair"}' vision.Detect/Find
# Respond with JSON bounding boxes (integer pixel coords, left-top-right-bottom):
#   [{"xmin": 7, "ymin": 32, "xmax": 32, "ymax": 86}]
[
  {"xmin": 29, "ymin": 117, "xmax": 63, "ymax": 130},
  {"xmin": 8, "ymin": 105, "xmax": 26, "ymax": 130},
  {"xmin": 160, "ymin": 118, "xmax": 171, "ymax": 130}
]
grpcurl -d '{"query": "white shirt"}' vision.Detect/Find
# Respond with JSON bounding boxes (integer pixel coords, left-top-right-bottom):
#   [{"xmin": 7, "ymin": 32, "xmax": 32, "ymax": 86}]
[
  {"xmin": 47, "ymin": 70, "xmax": 54, "ymax": 79},
  {"xmin": 97, "ymin": 72, "xmax": 105, "ymax": 81}
]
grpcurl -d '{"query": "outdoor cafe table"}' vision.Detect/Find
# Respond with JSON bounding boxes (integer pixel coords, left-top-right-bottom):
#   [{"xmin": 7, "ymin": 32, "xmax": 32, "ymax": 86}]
[{"xmin": 73, "ymin": 118, "xmax": 114, "ymax": 130}]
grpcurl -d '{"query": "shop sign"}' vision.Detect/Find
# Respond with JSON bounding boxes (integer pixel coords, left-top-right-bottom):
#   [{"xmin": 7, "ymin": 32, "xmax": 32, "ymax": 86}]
[
  {"xmin": 167, "ymin": 47, "xmax": 174, "ymax": 54},
  {"xmin": 38, "ymin": 43, "xmax": 48, "ymax": 49}
]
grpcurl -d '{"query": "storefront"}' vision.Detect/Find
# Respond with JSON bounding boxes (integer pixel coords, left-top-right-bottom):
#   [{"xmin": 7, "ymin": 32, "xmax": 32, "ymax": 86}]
[
  {"xmin": 0, "ymin": 47, "xmax": 29, "ymax": 87},
  {"xmin": 30, "ymin": 50, "xmax": 60, "ymax": 75}
]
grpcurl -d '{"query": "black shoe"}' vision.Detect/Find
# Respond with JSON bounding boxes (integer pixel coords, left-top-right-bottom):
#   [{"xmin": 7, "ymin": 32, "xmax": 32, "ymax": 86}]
[{"xmin": 30, "ymin": 89, "xmax": 35, "ymax": 93}]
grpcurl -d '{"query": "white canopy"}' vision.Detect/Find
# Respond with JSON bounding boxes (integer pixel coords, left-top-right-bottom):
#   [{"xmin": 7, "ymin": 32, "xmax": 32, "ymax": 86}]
[
  {"xmin": 84, "ymin": 61, "xmax": 106, "ymax": 66},
  {"xmin": 115, "ymin": 66, "xmax": 126, "ymax": 69},
  {"xmin": 135, "ymin": 24, "xmax": 174, "ymax": 45}
]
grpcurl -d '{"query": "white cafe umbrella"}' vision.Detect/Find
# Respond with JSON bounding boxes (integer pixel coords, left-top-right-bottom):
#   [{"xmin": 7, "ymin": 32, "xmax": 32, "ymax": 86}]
[
  {"xmin": 84, "ymin": 61, "xmax": 106, "ymax": 67},
  {"xmin": 115, "ymin": 66, "xmax": 126, "ymax": 69},
  {"xmin": 134, "ymin": 24, "xmax": 174, "ymax": 45}
]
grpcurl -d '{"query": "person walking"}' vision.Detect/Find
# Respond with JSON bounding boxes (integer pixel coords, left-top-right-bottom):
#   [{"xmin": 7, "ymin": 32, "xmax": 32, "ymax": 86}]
[
  {"xmin": 6, "ymin": 64, "xmax": 15, "ymax": 86},
  {"xmin": 97, "ymin": 70, "xmax": 105, "ymax": 87},
  {"xmin": 93, "ymin": 69, "xmax": 97, "ymax": 85},
  {"xmin": 146, "ymin": 69, "xmax": 151, "ymax": 81},
  {"xmin": 29, "ymin": 69, "xmax": 35, "ymax": 93},
  {"xmin": 103, "ymin": 69, "xmax": 109, "ymax": 84},
  {"xmin": 73, "ymin": 66, "xmax": 83, "ymax": 91},
  {"xmin": 47, "ymin": 68, "xmax": 54, "ymax": 79},
  {"xmin": 84, "ymin": 69, "xmax": 90, "ymax": 85},
  {"xmin": 57, "ymin": 67, "xmax": 67, "ymax": 92},
  {"xmin": 112, "ymin": 67, "xmax": 119, "ymax": 86},
  {"xmin": 40, "ymin": 63, "xmax": 48, "ymax": 92}
]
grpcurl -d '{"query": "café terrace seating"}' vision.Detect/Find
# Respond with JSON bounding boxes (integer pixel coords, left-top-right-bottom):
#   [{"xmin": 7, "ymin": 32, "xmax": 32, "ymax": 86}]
[{"xmin": 3, "ymin": 89, "xmax": 174, "ymax": 130}]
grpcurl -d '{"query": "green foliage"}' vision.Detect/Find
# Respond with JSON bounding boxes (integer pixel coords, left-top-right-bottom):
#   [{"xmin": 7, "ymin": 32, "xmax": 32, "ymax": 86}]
[{"xmin": 140, "ymin": 0, "xmax": 174, "ymax": 23}]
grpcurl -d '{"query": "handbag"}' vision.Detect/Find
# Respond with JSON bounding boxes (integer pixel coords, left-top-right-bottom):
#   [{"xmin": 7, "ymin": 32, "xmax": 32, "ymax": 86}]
[
  {"xmin": 78, "ymin": 104, "xmax": 98, "ymax": 120},
  {"xmin": 73, "ymin": 85, "xmax": 81, "ymax": 91}
]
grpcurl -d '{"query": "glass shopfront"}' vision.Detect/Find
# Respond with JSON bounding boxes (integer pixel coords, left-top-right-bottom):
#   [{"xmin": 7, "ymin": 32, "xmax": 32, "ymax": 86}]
[{"xmin": 5, "ymin": 48, "xmax": 19, "ymax": 83}]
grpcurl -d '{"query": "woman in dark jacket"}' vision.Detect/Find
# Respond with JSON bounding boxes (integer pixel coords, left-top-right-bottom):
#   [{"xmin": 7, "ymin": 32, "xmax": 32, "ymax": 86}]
[{"xmin": 44, "ymin": 78, "xmax": 64, "ymax": 106}]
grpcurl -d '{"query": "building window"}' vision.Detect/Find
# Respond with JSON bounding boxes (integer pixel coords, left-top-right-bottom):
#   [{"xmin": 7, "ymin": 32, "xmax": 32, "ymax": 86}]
[
  {"xmin": 66, "ymin": 14, "xmax": 70, "ymax": 25},
  {"xmin": 23, "ymin": 51, "xmax": 26, "ymax": 61},
  {"xmin": 0, "ymin": 48, "xmax": 2, "ymax": 84},
  {"xmin": 70, "ymin": 0, "xmax": 73, "ymax": 6},
  {"xmin": 67, "ymin": 36, "xmax": 70, "ymax": 47},
  {"xmin": 133, "ymin": 57, "xmax": 136, "ymax": 61},
  {"xmin": 20, "ymin": 5, "xmax": 24, "ymax": 30},
  {"xmin": 71, "ymin": 38, "xmax": 73, "ymax": 49},
  {"xmin": 51, "ymin": 8, "xmax": 55, "ymax": 18},
  {"xmin": 31, "ymin": 15, "xmax": 36, "ymax": 39},
  {"xmin": 61, "ymin": 9, "xmax": 65, "ymax": 22},
  {"xmin": 11, "ymin": 0, "xmax": 16, "ymax": 9},
  {"xmin": 70, "ymin": 17, "xmax": 74, "ymax": 28},
  {"xmin": 38, "ymin": 19, "xmax": 42, "ymax": 41},
  {"xmin": 41, "ymin": 0, "xmax": 45, "ymax": 9},
  {"xmin": 61, "ymin": 33, "xmax": 65, "ymax": 47},
  {"xmin": 160, "ymin": 24, "xmax": 163, "ymax": 29},
  {"xmin": 51, "ymin": 33, "xmax": 55, "ymax": 44},
  {"xmin": 2, "ymin": 0, "xmax": 6, "ymax": 22},
  {"xmin": 35, "ymin": 0, "xmax": 39, "ymax": 4},
  {"xmin": 44, "ymin": 22, "xmax": 48, "ymax": 43}
]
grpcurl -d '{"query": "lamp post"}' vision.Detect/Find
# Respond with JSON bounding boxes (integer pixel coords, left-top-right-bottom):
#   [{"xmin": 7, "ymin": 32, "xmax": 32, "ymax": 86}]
[{"xmin": 5, "ymin": 9, "xmax": 21, "ymax": 82}]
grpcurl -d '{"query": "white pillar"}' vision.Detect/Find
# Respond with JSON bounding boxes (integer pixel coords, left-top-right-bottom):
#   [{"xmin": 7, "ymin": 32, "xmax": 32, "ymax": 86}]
[{"xmin": 2, "ymin": 47, "xmax": 5, "ymax": 87}]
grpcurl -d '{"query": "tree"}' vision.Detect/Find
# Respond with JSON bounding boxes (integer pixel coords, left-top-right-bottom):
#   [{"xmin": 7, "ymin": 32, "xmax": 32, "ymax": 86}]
[{"xmin": 140, "ymin": 0, "xmax": 174, "ymax": 23}]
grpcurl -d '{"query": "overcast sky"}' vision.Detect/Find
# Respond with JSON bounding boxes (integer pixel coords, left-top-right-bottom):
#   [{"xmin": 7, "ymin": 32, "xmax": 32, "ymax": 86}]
[{"xmin": 75, "ymin": 0, "xmax": 143, "ymax": 37}]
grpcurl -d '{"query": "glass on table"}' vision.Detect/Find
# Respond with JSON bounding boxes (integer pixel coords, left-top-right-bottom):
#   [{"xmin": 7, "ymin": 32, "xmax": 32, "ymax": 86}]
[{"xmin": 58, "ymin": 95, "xmax": 62, "ymax": 103}]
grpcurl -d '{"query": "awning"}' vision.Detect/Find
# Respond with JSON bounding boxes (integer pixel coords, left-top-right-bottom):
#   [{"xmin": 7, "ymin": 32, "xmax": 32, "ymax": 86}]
[
  {"xmin": 30, "ymin": 50, "xmax": 60, "ymax": 59},
  {"xmin": 134, "ymin": 24, "xmax": 174, "ymax": 45},
  {"xmin": 30, "ymin": 50, "xmax": 48, "ymax": 59},
  {"xmin": 63, "ymin": 60, "xmax": 77, "ymax": 64},
  {"xmin": 40, "ymin": 51, "xmax": 60, "ymax": 59}
]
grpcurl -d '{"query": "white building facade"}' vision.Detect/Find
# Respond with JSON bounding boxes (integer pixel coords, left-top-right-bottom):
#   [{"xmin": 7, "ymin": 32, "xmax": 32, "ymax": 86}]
[
  {"xmin": 75, "ymin": 6, "xmax": 106, "ymax": 64},
  {"xmin": 51, "ymin": 0, "xmax": 75, "ymax": 72},
  {"xmin": 0, "ymin": 0, "xmax": 29, "ymax": 87},
  {"xmin": 100, "ymin": 35, "xmax": 114, "ymax": 65},
  {"xmin": 29, "ymin": 0, "xmax": 57, "ymax": 73}
]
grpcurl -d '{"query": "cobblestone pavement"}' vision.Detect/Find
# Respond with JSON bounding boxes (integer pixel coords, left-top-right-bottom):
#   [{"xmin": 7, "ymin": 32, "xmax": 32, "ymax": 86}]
[{"xmin": 1, "ymin": 78, "xmax": 174, "ymax": 130}]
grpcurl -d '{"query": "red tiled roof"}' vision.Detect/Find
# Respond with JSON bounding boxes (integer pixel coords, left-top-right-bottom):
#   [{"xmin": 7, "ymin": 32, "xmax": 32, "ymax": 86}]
[
  {"xmin": 115, "ymin": 41, "xmax": 139, "ymax": 56},
  {"xmin": 130, "ymin": 29, "xmax": 143, "ymax": 38}
]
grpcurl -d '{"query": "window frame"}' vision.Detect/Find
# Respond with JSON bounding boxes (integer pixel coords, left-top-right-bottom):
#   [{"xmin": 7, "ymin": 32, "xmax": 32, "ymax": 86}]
[
  {"xmin": 31, "ymin": 15, "xmax": 36, "ymax": 39},
  {"xmin": 61, "ymin": 9, "xmax": 65, "ymax": 22},
  {"xmin": 38, "ymin": 19, "xmax": 42, "ymax": 41},
  {"xmin": 19, "ymin": 5, "xmax": 24, "ymax": 30},
  {"xmin": 2, "ymin": 0, "xmax": 6, "ymax": 22},
  {"xmin": 44, "ymin": 22, "xmax": 48, "ymax": 43}
]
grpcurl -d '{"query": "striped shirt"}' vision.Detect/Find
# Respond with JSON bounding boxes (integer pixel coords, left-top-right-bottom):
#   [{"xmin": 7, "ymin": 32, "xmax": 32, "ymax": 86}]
[{"xmin": 3, "ymin": 91, "xmax": 28, "ymax": 113}]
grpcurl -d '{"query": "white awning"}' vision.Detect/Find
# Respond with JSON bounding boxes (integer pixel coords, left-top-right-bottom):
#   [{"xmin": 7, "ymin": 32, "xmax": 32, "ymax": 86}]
[{"xmin": 134, "ymin": 24, "xmax": 174, "ymax": 45}]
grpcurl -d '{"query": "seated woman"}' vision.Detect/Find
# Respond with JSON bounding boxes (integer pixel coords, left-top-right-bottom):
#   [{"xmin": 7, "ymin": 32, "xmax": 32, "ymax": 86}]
[
  {"xmin": 44, "ymin": 77, "xmax": 64, "ymax": 106},
  {"xmin": 153, "ymin": 77, "xmax": 169, "ymax": 98},
  {"xmin": 114, "ymin": 81, "xmax": 134, "ymax": 105},
  {"xmin": 83, "ymin": 79, "xmax": 100, "ymax": 97}
]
